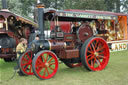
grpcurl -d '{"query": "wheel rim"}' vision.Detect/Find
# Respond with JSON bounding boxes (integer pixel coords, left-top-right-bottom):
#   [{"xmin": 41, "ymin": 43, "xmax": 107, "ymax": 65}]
[
  {"xmin": 20, "ymin": 51, "xmax": 33, "ymax": 75},
  {"xmin": 85, "ymin": 38, "xmax": 109, "ymax": 71},
  {"xmin": 34, "ymin": 51, "xmax": 58, "ymax": 79}
]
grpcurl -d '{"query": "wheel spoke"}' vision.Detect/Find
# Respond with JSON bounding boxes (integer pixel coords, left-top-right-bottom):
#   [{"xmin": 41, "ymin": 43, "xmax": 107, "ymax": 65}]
[
  {"xmin": 96, "ymin": 56, "xmax": 102, "ymax": 64},
  {"xmin": 98, "ymin": 55, "xmax": 106, "ymax": 59},
  {"xmin": 46, "ymin": 67, "xmax": 50, "ymax": 76},
  {"xmin": 94, "ymin": 40, "xmax": 99, "ymax": 48},
  {"xmin": 48, "ymin": 57, "xmax": 54, "ymax": 63},
  {"xmin": 91, "ymin": 60, "xmax": 93, "ymax": 67},
  {"xmin": 36, "ymin": 64, "xmax": 45, "ymax": 68},
  {"xmin": 98, "ymin": 52, "xmax": 104, "ymax": 55},
  {"xmin": 89, "ymin": 44, "xmax": 93, "ymax": 51},
  {"xmin": 45, "ymin": 54, "xmax": 49, "ymax": 62},
  {"xmin": 49, "ymin": 62, "xmax": 56, "ymax": 66},
  {"xmin": 87, "ymin": 50, "xmax": 94, "ymax": 54},
  {"xmin": 96, "ymin": 59, "xmax": 101, "ymax": 67},
  {"xmin": 37, "ymin": 58, "xmax": 43, "ymax": 64},
  {"xmin": 87, "ymin": 53, "xmax": 93, "ymax": 58},
  {"xmin": 91, "ymin": 43, "xmax": 96, "ymax": 51},
  {"xmin": 41, "ymin": 54, "xmax": 46, "ymax": 62},
  {"xmin": 87, "ymin": 55, "xmax": 94, "ymax": 61},
  {"xmin": 93, "ymin": 58, "xmax": 96, "ymax": 67},
  {"xmin": 21, "ymin": 63, "xmax": 30, "ymax": 66},
  {"xmin": 26, "ymin": 53, "xmax": 31, "ymax": 60},
  {"xmin": 24, "ymin": 64, "xmax": 29, "ymax": 71},
  {"xmin": 43, "ymin": 68, "xmax": 47, "ymax": 77},
  {"xmin": 37, "ymin": 66, "xmax": 45, "ymax": 74},
  {"xmin": 22, "ymin": 58, "xmax": 29, "ymax": 62},
  {"xmin": 36, "ymin": 64, "xmax": 45, "ymax": 71},
  {"xmin": 97, "ymin": 46, "xmax": 105, "ymax": 52},
  {"xmin": 48, "ymin": 66, "xmax": 55, "ymax": 71}
]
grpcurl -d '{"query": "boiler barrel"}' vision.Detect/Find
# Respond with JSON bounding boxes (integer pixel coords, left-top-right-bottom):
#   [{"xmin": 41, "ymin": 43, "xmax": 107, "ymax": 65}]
[{"xmin": 49, "ymin": 41, "xmax": 66, "ymax": 50}]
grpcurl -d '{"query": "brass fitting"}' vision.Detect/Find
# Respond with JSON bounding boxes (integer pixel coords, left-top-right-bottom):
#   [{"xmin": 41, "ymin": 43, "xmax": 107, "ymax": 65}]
[{"xmin": 36, "ymin": 3, "xmax": 45, "ymax": 8}]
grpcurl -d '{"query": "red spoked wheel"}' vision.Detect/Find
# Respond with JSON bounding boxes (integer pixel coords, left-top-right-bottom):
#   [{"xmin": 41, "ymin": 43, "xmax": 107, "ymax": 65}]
[
  {"xmin": 32, "ymin": 50, "xmax": 59, "ymax": 80},
  {"xmin": 64, "ymin": 62, "xmax": 82, "ymax": 68},
  {"xmin": 19, "ymin": 50, "xmax": 34, "ymax": 75},
  {"xmin": 81, "ymin": 37, "xmax": 110, "ymax": 71}
]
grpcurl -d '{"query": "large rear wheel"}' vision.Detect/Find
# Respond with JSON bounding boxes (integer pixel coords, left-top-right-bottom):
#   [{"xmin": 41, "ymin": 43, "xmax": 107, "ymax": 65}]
[
  {"xmin": 32, "ymin": 50, "xmax": 59, "ymax": 80},
  {"xmin": 81, "ymin": 37, "xmax": 110, "ymax": 71}
]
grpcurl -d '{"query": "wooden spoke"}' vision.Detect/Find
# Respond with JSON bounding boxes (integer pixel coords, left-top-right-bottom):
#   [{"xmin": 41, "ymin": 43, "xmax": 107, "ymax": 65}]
[
  {"xmin": 48, "ymin": 57, "xmax": 54, "ymax": 63},
  {"xmin": 48, "ymin": 66, "xmax": 55, "ymax": 71},
  {"xmin": 46, "ymin": 68, "xmax": 50, "ymax": 76},
  {"xmin": 87, "ymin": 55, "xmax": 94, "ymax": 61}
]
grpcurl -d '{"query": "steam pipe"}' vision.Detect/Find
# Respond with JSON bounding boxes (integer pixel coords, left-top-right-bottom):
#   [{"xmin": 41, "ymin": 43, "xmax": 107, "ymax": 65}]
[
  {"xmin": 36, "ymin": 3, "xmax": 45, "ymax": 40},
  {"xmin": 2, "ymin": 0, "xmax": 7, "ymax": 9}
]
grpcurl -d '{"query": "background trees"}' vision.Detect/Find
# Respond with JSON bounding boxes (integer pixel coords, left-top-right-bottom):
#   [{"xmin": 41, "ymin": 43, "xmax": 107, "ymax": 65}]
[{"xmin": 0, "ymin": 0, "xmax": 127, "ymax": 20}]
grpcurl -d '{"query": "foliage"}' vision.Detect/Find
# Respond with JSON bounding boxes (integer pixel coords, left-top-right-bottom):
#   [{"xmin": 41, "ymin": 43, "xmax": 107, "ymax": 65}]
[
  {"xmin": 0, "ymin": 0, "xmax": 127, "ymax": 20},
  {"xmin": 121, "ymin": 0, "xmax": 128, "ymax": 13}
]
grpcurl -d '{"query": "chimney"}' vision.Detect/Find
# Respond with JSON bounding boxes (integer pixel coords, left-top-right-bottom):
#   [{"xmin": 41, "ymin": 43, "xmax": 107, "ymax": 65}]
[
  {"xmin": 36, "ymin": 3, "xmax": 45, "ymax": 40},
  {"xmin": 2, "ymin": 0, "xmax": 7, "ymax": 9}
]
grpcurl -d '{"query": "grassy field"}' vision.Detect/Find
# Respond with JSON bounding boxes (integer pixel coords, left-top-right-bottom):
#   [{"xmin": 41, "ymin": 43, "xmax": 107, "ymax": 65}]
[{"xmin": 0, "ymin": 50, "xmax": 128, "ymax": 85}]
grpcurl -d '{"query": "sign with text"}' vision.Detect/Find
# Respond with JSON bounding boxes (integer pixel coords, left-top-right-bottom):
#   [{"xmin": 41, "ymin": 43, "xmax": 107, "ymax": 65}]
[
  {"xmin": 110, "ymin": 43, "xmax": 128, "ymax": 52},
  {"xmin": 56, "ymin": 11, "xmax": 117, "ymax": 20}
]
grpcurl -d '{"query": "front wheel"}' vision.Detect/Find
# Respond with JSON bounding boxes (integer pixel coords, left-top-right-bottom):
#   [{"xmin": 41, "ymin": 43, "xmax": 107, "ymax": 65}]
[
  {"xmin": 32, "ymin": 50, "xmax": 59, "ymax": 80},
  {"xmin": 81, "ymin": 37, "xmax": 110, "ymax": 71}
]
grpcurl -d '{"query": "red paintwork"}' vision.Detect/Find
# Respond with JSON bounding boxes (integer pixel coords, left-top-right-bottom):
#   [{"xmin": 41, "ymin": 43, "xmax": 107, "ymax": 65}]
[
  {"xmin": 8, "ymin": 32, "xmax": 19, "ymax": 44},
  {"xmin": 33, "ymin": 51, "xmax": 58, "ymax": 80},
  {"xmin": 20, "ymin": 50, "xmax": 33, "ymax": 75},
  {"xmin": 50, "ymin": 21, "xmax": 71, "ymax": 33},
  {"xmin": 0, "ymin": 10, "xmax": 37, "ymax": 59},
  {"xmin": 84, "ymin": 37, "xmax": 109, "ymax": 71},
  {"xmin": 50, "ymin": 9, "xmax": 128, "ymax": 33},
  {"xmin": 0, "ymin": 10, "xmax": 16, "ymax": 18}
]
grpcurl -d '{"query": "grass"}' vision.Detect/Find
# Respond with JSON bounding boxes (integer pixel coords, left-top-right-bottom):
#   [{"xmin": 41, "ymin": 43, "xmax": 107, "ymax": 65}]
[{"xmin": 0, "ymin": 50, "xmax": 128, "ymax": 85}]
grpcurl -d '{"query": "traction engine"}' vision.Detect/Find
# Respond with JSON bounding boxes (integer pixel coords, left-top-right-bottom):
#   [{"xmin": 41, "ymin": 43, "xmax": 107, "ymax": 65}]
[{"xmin": 18, "ymin": 4, "xmax": 110, "ymax": 80}]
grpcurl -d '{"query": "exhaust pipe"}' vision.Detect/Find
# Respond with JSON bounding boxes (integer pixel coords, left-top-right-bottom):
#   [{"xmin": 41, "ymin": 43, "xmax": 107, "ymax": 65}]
[
  {"xmin": 36, "ymin": 3, "xmax": 45, "ymax": 40},
  {"xmin": 2, "ymin": 0, "xmax": 7, "ymax": 9}
]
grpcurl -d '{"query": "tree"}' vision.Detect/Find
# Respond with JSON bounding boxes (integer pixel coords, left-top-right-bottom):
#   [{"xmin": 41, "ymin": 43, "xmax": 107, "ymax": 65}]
[
  {"xmin": 63, "ymin": 0, "xmax": 107, "ymax": 11},
  {"xmin": 0, "ymin": 0, "xmax": 127, "ymax": 20},
  {"xmin": 121, "ymin": 0, "xmax": 128, "ymax": 13}
]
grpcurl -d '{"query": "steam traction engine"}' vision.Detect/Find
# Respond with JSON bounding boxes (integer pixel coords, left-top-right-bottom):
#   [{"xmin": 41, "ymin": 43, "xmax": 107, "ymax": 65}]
[
  {"xmin": 19, "ymin": 4, "xmax": 110, "ymax": 80},
  {"xmin": 0, "ymin": 0, "xmax": 37, "ymax": 62}
]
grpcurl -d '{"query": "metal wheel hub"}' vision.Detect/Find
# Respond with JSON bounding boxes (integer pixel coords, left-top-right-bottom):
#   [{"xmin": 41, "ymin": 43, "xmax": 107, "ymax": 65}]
[
  {"xmin": 94, "ymin": 52, "xmax": 99, "ymax": 56},
  {"xmin": 45, "ymin": 62, "xmax": 49, "ymax": 67}
]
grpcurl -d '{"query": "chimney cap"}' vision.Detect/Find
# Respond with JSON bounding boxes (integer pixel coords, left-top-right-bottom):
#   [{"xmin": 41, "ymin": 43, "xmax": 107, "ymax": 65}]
[{"xmin": 36, "ymin": 3, "xmax": 45, "ymax": 8}]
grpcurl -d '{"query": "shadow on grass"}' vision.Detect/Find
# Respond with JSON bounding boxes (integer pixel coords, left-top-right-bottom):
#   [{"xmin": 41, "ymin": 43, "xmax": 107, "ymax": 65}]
[{"xmin": 58, "ymin": 64, "xmax": 91, "ymax": 74}]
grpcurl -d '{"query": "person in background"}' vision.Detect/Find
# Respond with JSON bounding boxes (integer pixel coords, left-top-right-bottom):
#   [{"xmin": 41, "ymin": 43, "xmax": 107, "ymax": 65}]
[
  {"xmin": 15, "ymin": 38, "xmax": 27, "ymax": 75},
  {"xmin": 71, "ymin": 22, "xmax": 80, "ymax": 33},
  {"xmin": 27, "ymin": 34, "xmax": 39, "ymax": 49},
  {"xmin": 16, "ymin": 38, "xmax": 27, "ymax": 59},
  {"xmin": 35, "ymin": 35, "xmax": 39, "ymax": 41}
]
